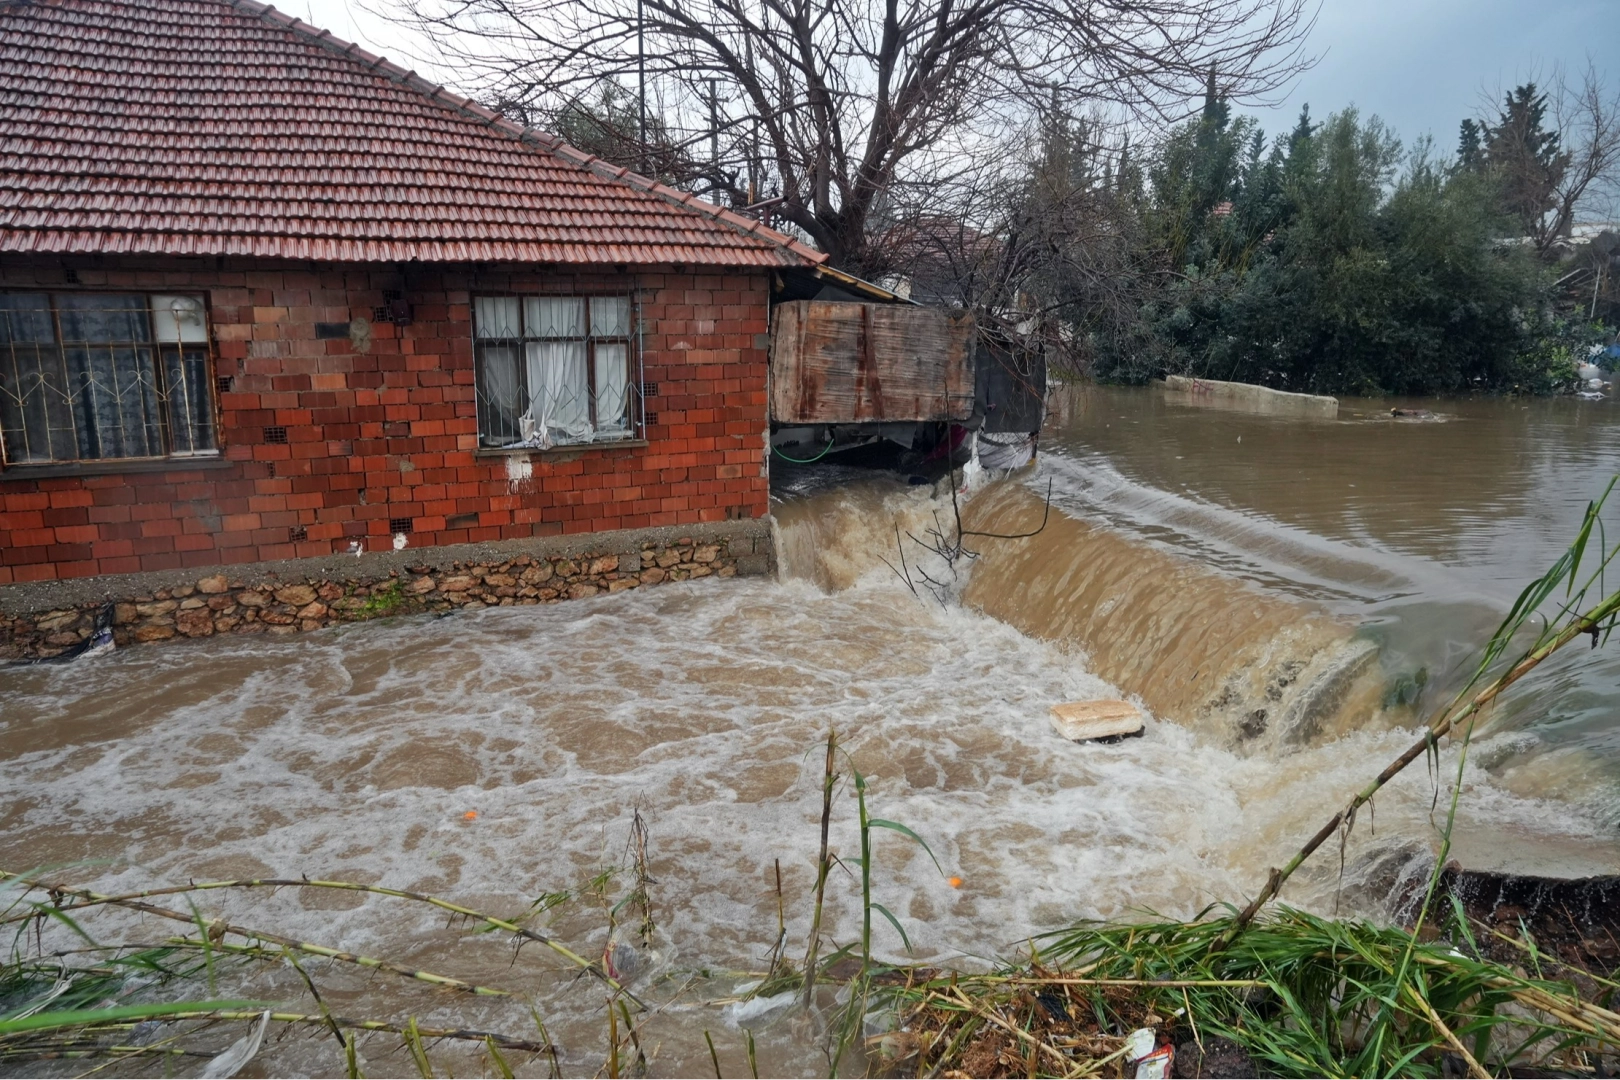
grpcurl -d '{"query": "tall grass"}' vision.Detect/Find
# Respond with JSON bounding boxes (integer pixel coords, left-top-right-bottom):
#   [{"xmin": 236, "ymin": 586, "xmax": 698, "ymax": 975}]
[{"xmin": 879, "ymin": 906, "xmax": 1620, "ymax": 1078}]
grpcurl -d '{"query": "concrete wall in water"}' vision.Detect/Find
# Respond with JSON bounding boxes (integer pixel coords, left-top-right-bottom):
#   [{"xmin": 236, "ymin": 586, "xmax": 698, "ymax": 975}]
[
  {"xmin": 959, "ymin": 482, "xmax": 1386, "ymax": 751},
  {"xmin": 1161, "ymin": 375, "xmax": 1339, "ymax": 418}
]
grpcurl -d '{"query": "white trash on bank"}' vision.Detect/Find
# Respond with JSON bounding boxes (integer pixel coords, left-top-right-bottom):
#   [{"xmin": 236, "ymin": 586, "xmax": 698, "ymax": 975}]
[{"xmin": 1125, "ymin": 1026, "xmax": 1175, "ymax": 1078}]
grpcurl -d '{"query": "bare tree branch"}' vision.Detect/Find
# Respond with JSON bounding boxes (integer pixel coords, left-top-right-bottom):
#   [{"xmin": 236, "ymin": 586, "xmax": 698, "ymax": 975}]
[
  {"xmin": 384, "ymin": 0, "xmax": 1318, "ymax": 274},
  {"xmin": 1546, "ymin": 61, "xmax": 1620, "ymax": 254}
]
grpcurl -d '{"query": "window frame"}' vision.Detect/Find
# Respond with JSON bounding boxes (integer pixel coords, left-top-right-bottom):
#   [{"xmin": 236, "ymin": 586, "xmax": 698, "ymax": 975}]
[
  {"xmin": 0, "ymin": 289, "xmax": 223, "ymax": 471},
  {"xmin": 470, "ymin": 292, "xmax": 645, "ymax": 451}
]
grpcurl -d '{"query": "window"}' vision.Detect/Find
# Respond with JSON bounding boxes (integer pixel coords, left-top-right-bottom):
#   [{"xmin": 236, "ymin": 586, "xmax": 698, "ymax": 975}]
[
  {"xmin": 0, "ymin": 292, "xmax": 217, "ymax": 465},
  {"xmin": 472, "ymin": 296, "xmax": 639, "ymax": 448}
]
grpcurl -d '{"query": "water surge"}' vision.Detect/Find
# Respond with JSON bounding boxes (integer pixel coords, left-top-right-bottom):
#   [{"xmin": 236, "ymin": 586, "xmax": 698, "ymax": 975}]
[{"xmin": 0, "ymin": 472, "xmax": 1610, "ymax": 1075}]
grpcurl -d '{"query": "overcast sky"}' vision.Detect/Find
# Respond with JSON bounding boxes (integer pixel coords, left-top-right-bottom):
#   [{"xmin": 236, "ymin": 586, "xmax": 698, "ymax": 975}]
[
  {"xmin": 1249, "ymin": 0, "xmax": 1620, "ymax": 150},
  {"xmin": 299, "ymin": 0, "xmax": 1618, "ymax": 154}
]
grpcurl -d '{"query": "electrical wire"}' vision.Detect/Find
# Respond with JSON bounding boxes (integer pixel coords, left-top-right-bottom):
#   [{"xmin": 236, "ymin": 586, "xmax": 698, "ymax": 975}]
[{"xmin": 772, "ymin": 436, "xmax": 837, "ymax": 464}]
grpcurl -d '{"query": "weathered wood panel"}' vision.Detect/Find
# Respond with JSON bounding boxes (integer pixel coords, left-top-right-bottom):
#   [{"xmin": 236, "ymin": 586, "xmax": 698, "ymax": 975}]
[{"xmin": 769, "ymin": 301, "xmax": 976, "ymax": 423}]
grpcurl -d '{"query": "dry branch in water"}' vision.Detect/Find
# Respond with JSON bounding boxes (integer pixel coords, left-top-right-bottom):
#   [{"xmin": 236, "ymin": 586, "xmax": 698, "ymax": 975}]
[{"xmin": 0, "ymin": 870, "xmax": 632, "ymax": 998}]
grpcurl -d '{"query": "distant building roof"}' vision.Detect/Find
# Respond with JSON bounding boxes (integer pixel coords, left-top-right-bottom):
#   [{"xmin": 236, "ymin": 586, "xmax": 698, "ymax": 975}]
[{"xmin": 0, "ymin": 0, "xmax": 823, "ymax": 267}]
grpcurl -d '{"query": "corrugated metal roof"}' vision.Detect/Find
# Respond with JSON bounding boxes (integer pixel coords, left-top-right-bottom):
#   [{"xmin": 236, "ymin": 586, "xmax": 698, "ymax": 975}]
[{"xmin": 0, "ymin": 0, "xmax": 824, "ymax": 267}]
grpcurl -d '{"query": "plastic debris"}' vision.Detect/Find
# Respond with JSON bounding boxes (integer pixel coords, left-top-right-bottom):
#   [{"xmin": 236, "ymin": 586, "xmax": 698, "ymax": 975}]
[
  {"xmin": 200, "ymin": 1009, "xmax": 271, "ymax": 1079},
  {"xmin": 1125, "ymin": 1027, "xmax": 1175, "ymax": 1080},
  {"xmin": 1125, "ymin": 1028, "xmax": 1155, "ymax": 1061},
  {"xmin": 603, "ymin": 937, "xmax": 641, "ymax": 981},
  {"xmin": 723, "ymin": 990, "xmax": 797, "ymax": 1026},
  {"xmin": 1134, "ymin": 1043, "xmax": 1175, "ymax": 1079},
  {"xmin": 22, "ymin": 603, "xmax": 115, "ymax": 666}
]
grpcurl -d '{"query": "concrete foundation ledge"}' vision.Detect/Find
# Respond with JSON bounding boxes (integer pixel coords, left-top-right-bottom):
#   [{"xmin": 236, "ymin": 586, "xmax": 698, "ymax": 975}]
[
  {"xmin": 0, "ymin": 517, "xmax": 776, "ymax": 660},
  {"xmin": 1161, "ymin": 374, "xmax": 1339, "ymax": 418}
]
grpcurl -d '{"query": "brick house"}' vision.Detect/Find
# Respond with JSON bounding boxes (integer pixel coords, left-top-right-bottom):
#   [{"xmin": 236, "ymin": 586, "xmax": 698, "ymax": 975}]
[{"xmin": 0, "ymin": 0, "xmax": 831, "ymax": 649}]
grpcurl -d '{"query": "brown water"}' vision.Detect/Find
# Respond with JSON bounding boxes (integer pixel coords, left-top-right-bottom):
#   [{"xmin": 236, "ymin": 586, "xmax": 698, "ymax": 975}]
[
  {"xmin": 1024, "ymin": 384, "xmax": 1620, "ymax": 828},
  {"xmin": 2, "ymin": 389, "xmax": 1618, "ymax": 1075}
]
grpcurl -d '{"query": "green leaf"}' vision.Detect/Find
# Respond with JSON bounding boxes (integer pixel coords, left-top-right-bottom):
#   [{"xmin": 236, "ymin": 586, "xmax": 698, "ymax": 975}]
[
  {"xmin": 27, "ymin": 901, "xmax": 101, "ymax": 949},
  {"xmin": 0, "ymin": 1000, "xmax": 263, "ymax": 1035},
  {"xmin": 482, "ymin": 1036, "xmax": 515, "ymax": 1075},
  {"xmin": 1568, "ymin": 478, "xmax": 1616, "ymax": 596},
  {"xmin": 866, "ymin": 819, "xmax": 943, "ymax": 874},
  {"xmin": 868, "ymin": 903, "xmax": 913, "ymax": 953},
  {"xmin": 406, "ymin": 1016, "xmax": 434, "ymax": 1078}
]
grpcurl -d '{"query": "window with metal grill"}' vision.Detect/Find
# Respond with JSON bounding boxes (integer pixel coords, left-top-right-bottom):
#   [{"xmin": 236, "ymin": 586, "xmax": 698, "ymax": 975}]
[
  {"xmin": 0, "ymin": 293, "xmax": 218, "ymax": 466},
  {"xmin": 471, "ymin": 296, "xmax": 641, "ymax": 449}
]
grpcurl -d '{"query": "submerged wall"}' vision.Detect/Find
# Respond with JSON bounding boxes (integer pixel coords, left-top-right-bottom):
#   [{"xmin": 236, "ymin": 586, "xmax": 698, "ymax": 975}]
[{"xmin": 1161, "ymin": 375, "xmax": 1339, "ymax": 418}]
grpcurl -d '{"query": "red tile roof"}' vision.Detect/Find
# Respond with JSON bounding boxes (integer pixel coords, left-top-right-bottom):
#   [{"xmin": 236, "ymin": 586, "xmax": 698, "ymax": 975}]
[{"xmin": 0, "ymin": 0, "xmax": 823, "ymax": 267}]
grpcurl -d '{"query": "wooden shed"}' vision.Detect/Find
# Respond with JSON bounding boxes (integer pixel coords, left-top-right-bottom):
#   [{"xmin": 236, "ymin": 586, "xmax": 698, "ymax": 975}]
[{"xmin": 768, "ymin": 301, "xmax": 976, "ymax": 424}]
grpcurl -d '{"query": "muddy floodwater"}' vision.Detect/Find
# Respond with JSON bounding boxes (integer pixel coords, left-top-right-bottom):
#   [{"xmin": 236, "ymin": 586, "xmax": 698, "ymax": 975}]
[
  {"xmin": 1034, "ymin": 384, "xmax": 1620, "ymax": 833},
  {"xmin": 4, "ymin": 383, "xmax": 1619, "ymax": 1076}
]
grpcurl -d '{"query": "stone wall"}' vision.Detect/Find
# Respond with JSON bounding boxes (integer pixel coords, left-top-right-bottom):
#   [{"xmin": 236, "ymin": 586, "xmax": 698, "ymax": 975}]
[{"xmin": 0, "ymin": 520, "xmax": 774, "ymax": 660}]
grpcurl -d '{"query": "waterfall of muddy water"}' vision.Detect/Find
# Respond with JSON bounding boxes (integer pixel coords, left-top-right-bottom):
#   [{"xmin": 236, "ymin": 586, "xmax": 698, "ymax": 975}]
[
  {"xmin": 0, "ymin": 471, "xmax": 1612, "ymax": 1076},
  {"xmin": 960, "ymin": 482, "xmax": 1390, "ymax": 752},
  {"xmin": 1023, "ymin": 382, "xmax": 1620, "ymax": 868}
]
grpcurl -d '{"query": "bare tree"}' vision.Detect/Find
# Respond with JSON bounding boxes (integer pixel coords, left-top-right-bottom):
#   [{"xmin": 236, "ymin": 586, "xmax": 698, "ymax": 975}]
[
  {"xmin": 1545, "ymin": 62, "xmax": 1620, "ymax": 255},
  {"xmin": 877, "ymin": 106, "xmax": 1162, "ymax": 377},
  {"xmin": 387, "ymin": 0, "xmax": 1316, "ymax": 276},
  {"xmin": 1478, "ymin": 63, "xmax": 1620, "ymax": 258}
]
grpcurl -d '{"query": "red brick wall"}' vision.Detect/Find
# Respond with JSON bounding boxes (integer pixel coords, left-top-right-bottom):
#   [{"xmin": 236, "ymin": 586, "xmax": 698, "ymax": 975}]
[{"xmin": 0, "ymin": 257, "xmax": 772, "ymax": 583}]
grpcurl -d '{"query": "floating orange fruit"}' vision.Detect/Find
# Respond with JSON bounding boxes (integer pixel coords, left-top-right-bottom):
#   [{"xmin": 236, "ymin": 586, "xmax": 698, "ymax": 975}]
[
  {"xmin": 463, "ymin": 810, "xmax": 478, "ymax": 820},
  {"xmin": 948, "ymin": 876, "xmax": 963, "ymax": 889}
]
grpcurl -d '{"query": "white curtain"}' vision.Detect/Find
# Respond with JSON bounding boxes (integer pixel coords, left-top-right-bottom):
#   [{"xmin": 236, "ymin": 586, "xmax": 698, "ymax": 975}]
[
  {"xmin": 474, "ymin": 296, "xmax": 521, "ymax": 339},
  {"xmin": 525, "ymin": 341, "xmax": 591, "ymax": 440},
  {"xmin": 520, "ymin": 298, "xmax": 589, "ymax": 441},
  {"xmin": 591, "ymin": 297, "xmax": 630, "ymax": 337},
  {"xmin": 478, "ymin": 344, "xmax": 522, "ymax": 443},
  {"xmin": 591, "ymin": 298, "xmax": 631, "ymax": 435},
  {"xmin": 525, "ymin": 297, "xmax": 584, "ymax": 338},
  {"xmin": 594, "ymin": 343, "xmax": 630, "ymax": 433}
]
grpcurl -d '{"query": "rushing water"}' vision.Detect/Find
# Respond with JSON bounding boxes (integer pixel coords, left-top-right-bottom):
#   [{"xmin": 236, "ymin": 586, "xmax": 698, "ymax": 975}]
[
  {"xmin": 2, "ymin": 385, "xmax": 1617, "ymax": 1075},
  {"xmin": 1026, "ymin": 384, "xmax": 1620, "ymax": 835}
]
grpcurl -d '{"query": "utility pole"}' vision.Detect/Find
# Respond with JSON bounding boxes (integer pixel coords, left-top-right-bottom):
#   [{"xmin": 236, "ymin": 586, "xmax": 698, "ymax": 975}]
[
  {"xmin": 743, "ymin": 26, "xmax": 758, "ymax": 202},
  {"xmin": 707, "ymin": 78, "xmax": 719, "ymax": 182},
  {"xmin": 636, "ymin": 0, "xmax": 647, "ymax": 174}
]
